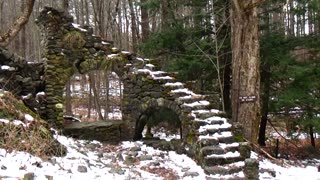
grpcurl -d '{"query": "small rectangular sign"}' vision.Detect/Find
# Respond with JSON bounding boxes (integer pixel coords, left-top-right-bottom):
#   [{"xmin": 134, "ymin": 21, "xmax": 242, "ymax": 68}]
[{"xmin": 239, "ymin": 95, "xmax": 257, "ymax": 103}]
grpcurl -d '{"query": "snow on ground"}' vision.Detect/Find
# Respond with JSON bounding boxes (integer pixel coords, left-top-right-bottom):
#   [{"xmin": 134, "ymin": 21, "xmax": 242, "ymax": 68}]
[
  {"xmin": 0, "ymin": 118, "xmax": 319, "ymax": 180},
  {"xmin": 0, "ymin": 131, "xmax": 319, "ymax": 180}
]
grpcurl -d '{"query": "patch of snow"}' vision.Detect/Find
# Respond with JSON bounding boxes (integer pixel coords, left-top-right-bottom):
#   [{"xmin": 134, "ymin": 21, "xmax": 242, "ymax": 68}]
[
  {"xmin": 136, "ymin": 57, "xmax": 144, "ymax": 61},
  {"xmin": 171, "ymin": 88, "xmax": 196, "ymax": 95},
  {"xmin": 1, "ymin": 65, "xmax": 15, "ymax": 71},
  {"xmin": 24, "ymin": 114, "xmax": 34, "ymax": 122},
  {"xmin": 219, "ymin": 143, "xmax": 240, "ymax": 149},
  {"xmin": 12, "ymin": 120, "xmax": 27, "ymax": 127},
  {"xmin": 207, "ymin": 151, "xmax": 240, "ymax": 158},
  {"xmin": 164, "ymin": 82, "xmax": 183, "ymax": 87},
  {"xmin": 121, "ymin": 51, "xmax": 130, "ymax": 54},
  {"xmin": 182, "ymin": 100, "xmax": 210, "ymax": 107},
  {"xmin": 36, "ymin": 92, "xmax": 45, "ymax": 96},
  {"xmin": 198, "ymin": 123, "xmax": 232, "ymax": 133},
  {"xmin": 199, "ymin": 131, "xmax": 233, "ymax": 140},
  {"xmin": 145, "ymin": 63, "xmax": 155, "ymax": 68},
  {"xmin": 72, "ymin": 23, "xmax": 87, "ymax": 32},
  {"xmin": 107, "ymin": 54, "xmax": 118, "ymax": 58},
  {"xmin": 0, "ymin": 119, "xmax": 9, "ymax": 124}
]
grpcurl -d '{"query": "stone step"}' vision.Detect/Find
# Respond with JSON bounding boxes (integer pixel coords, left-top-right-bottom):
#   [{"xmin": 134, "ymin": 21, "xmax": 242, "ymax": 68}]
[
  {"xmin": 169, "ymin": 88, "xmax": 196, "ymax": 98},
  {"xmin": 181, "ymin": 100, "xmax": 211, "ymax": 110},
  {"xmin": 200, "ymin": 146, "xmax": 225, "ymax": 156},
  {"xmin": 198, "ymin": 127, "xmax": 232, "ymax": 136},
  {"xmin": 198, "ymin": 123, "xmax": 232, "ymax": 135},
  {"xmin": 203, "ymin": 162, "xmax": 244, "ymax": 175},
  {"xmin": 175, "ymin": 94, "xmax": 206, "ymax": 104},
  {"xmin": 192, "ymin": 117, "xmax": 226, "ymax": 129},
  {"xmin": 199, "ymin": 137, "xmax": 220, "ymax": 147},
  {"xmin": 203, "ymin": 152, "xmax": 244, "ymax": 166},
  {"xmin": 163, "ymin": 82, "xmax": 184, "ymax": 89},
  {"xmin": 218, "ymin": 135, "xmax": 235, "ymax": 144},
  {"xmin": 191, "ymin": 109, "xmax": 226, "ymax": 119}
]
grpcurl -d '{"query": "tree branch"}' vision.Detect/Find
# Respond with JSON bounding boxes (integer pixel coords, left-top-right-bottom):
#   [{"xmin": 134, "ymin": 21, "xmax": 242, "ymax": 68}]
[
  {"xmin": 0, "ymin": 0, "xmax": 35, "ymax": 47},
  {"xmin": 245, "ymin": 0, "xmax": 267, "ymax": 11},
  {"xmin": 232, "ymin": 0, "xmax": 242, "ymax": 14}
]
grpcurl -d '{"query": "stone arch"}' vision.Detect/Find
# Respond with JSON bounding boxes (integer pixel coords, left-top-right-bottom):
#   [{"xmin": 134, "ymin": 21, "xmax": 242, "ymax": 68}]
[{"xmin": 133, "ymin": 98, "xmax": 184, "ymax": 140}]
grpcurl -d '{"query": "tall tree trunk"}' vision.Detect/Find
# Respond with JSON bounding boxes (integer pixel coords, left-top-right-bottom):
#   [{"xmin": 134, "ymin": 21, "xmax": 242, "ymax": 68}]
[
  {"xmin": 140, "ymin": 0, "xmax": 150, "ymax": 43},
  {"xmin": 230, "ymin": 0, "xmax": 261, "ymax": 144},
  {"xmin": 258, "ymin": 62, "xmax": 270, "ymax": 146},
  {"xmin": 129, "ymin": 0, "xmax": 138, "ymax": 52},
  {"xmin": 21, "ymin": 1, "xmax": 27, "ymax": 57},
  {"xmin": 310, "ymin": 126, "xmax": 315, "ymax": 148},
  {"xmin": 65, "ymin": 80, "xmax": 72, "ymax": 116},
  {"xmin": 62, "ymin": 0, "xmax": 69, "ymax": 14},
  {"xmin": 0, "ymin": 0, "xmax": 35, "ymax": 47}
]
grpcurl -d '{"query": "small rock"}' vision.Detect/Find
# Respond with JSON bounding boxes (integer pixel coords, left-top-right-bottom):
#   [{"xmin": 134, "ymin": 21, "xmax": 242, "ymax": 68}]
[
  {"xmin": 130, "ymin": 146, "xmax": 141, "ymax": 152},
  {"xmin": 32, "ymin": 161, "xmax": 42, "ymax": 168},
  {"xmin": 117, "ymin": 153, "xmax": 124, "ymax": 161},
  {"xmin": 1, "ymin": 165, "xmax": 7, "ymax": 170},
  {"xmin": 124, "ymin": 155, "xmax": 135, "ymax": 165},
  {"xmin": 109, "ymin": 166, "xmax": 125, "ymax": 175},
  {"xmin": 23, "ymin": 172, "xmax": 35, "ymax": 180},
  {"xmin": 97, "ymin": 153, "xmax": 103, "ymax": 158},
  {"xmin": 138, "ymin": 155, "xmax": 152, "ymax": 161},
  {"xmin": 77, "ymin": 165, "xmax": 88, "ymax": 173},
  {"xmin": 128, "ymin": 151, "xmax": 138, "ymax": 157},
  {"xmin": 183, "ymin": 171, "xmax": 199, "ymax": 177},
  {"xmin": 151, "ymin": 161, "xmax": 160, "ymax": 166},
  {"xmin": 181, "ymin": 167, "xmax": 190, "ymax": 172},
  {"xmin": 49, "ymin": 158, "xmax": 57, "ymax": 165},
  {"xmin": 45, "ymin": 175, "xmax": 53, "ymax": 180}
]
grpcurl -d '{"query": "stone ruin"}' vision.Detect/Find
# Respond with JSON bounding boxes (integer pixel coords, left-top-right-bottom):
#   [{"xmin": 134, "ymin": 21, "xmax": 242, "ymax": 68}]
[{"xmin": 0, "ymin": 7, "xmax": 259, "ymax": 179}]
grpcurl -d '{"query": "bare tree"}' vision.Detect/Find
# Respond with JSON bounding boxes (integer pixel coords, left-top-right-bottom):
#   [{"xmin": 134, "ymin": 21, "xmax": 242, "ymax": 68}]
[{"xmin": 0, "ymin": 0, "xmax": 35, "ymax": 47}]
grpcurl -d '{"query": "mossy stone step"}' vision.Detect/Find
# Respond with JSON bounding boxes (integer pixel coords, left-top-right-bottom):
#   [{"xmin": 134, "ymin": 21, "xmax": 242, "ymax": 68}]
[
  {"xmin": 203, "ymin": 155, "xmax": 244, "ymax": 166},
  {"xmin": 200, "ymin": 146, "xmax": 225, "ymax": 156},
  {"xmin": 203, "ymin": 164, "xmax": 243, "ymax": 175}
]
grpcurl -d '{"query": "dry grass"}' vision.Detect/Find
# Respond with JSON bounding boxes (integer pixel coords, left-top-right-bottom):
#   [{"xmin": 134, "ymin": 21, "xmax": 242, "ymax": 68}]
[{"xmin": 0, "ymin": 90, "xmax": 66, "ymax": 159}]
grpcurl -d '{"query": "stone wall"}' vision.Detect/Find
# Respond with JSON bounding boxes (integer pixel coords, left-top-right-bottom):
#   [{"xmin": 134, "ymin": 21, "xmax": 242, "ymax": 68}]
[{"xmin": 0, "ymin": 48, "xmax": 44, "ymax": 111}]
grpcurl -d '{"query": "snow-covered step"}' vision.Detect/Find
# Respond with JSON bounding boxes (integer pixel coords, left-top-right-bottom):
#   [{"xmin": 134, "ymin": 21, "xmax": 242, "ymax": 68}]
[
  {"xmin": 181, "ymin": 100, "xmax": 211, "ymax": 110},
  {"xmin": 176, "ymin": 94, "xmax": 207, "ymax": 104},
  {"xmin": 200, "ymin": 132, "xmax": 235, "ymax": 144},
  {"xmin": 203, "ymin": 151, "xmax": 244, "ymax": 166},
  {"xmin": 198, "ymin": 123, "xmax": 232, "ymax": 135},
  {"xmin": 191, "ymin": 109, "xmax": 225, "ymax": 119},
  {"xmin": 203, "ymin": 161, "xmax": 244, "ymax": 175},
  {"xmin": 193, "ymin": 116, "xmax": 227, "ymax": 128},
  {"xmin": 163, "ymin": 82, "xmax": 184, "ymax": 89},
  {"xmin": 169, "ymin": 88, "xmax": 197, "ymax": 97}
]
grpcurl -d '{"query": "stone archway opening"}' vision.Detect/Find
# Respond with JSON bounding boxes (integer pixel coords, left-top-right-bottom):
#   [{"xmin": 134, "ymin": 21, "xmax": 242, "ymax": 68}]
[
  {"xmin": 63, "ymin": 70, "xmax": 123, "ymax": 123},
  {"xmin": 134, "ymin": 106, "xmax": 181, "ymax": 141}
]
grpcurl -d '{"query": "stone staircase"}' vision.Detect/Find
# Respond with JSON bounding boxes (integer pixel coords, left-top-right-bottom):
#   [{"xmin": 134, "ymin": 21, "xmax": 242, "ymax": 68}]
[{"xmin": 121, "ymin": 53, "xmax": 250, "ymax": 179}]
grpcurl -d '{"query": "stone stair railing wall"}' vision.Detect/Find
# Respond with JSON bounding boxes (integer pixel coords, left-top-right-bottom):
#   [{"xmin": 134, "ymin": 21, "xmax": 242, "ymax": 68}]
[{"xmin": 0, "ymin": 6, "xmax": 259, "ymax": 179}]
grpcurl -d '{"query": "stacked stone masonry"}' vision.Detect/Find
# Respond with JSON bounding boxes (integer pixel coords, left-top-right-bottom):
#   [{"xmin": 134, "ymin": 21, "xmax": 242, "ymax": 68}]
[{"xmin": 0, "ymin": 7, "xmax": 259, "ymax": 179}]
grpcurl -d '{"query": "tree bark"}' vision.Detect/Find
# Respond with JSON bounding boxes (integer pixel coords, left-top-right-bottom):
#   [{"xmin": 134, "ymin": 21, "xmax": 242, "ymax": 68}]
[
  {"xmin": 230, "ymin": 0, "xmax": 261, "ymax": 144},
  {"xmin": 258, "ymin": 62, "xmax": 270, "ymax": 146},
  {"xmin": 310, "ymin": 126, "xmax": 315, "ymax": 148},
  {"xmin": 0, "ymin": 0, "xmax": 35, "ymax": 47},
  {"xmin": 129, "ymin": 0, "xmax": 138, "ymax": 52},
  {"xmin": 140, "ymin": 0, "xmax": 150, "ymax": 43}
]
